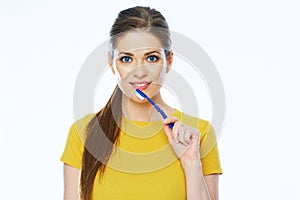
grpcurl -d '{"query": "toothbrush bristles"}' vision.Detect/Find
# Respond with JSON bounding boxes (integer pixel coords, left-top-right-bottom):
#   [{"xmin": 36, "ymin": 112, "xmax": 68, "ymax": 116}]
[{"xmin": 135, "ymin": 90, "xmax": 145, "ymax": 100}]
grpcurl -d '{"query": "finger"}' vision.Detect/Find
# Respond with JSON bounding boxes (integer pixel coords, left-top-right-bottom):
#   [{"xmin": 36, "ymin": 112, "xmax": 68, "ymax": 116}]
[
  {"xmin": 163, "ymin": 125, "xmax": 183, "ymax": 148},
  {"xmin": 191, "ymin": 130, "xmax": 200, "ymax": 147},
  {"xmin": 184, "ymin": 129, "xmax": 192, "ymax": 145},
  {"xmin": 191, "ymin": 133, "xmax": 200, "ymax": 149},
  {"xmin": 193, "ymin": 129, "xmax": 201, "ymax": 140},
  {"xmin": 163, "ymin": 116, "xmax": 179, "ymax": 124},
  {"xmin": 172, "ymin": 121, "xmax": 182, "ymax": 143},
  {"xmin": 178, "ymin": 127, "xmax": 189, "ymax": 146}
]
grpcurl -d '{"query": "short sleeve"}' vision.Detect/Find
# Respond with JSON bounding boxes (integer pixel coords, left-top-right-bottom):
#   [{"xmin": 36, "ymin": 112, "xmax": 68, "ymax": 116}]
[
  {"xmin": 199, "ymin": 122, "xmax": 223, "ymax": 175},
  {"xmin": 60, "ymin": 123, "xmax": 85, "ymax": 169}
]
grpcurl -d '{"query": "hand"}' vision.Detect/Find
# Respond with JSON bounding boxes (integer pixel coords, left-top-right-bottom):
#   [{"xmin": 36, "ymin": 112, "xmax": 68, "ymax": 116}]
[{"xmin": 163, "ymin": 116, "xmax": 201, "ymax": 163}]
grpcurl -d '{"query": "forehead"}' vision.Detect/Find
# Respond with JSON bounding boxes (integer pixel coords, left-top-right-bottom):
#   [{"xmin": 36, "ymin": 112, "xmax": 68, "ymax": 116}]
[{"xmin": 115, "ymin": 31, "xmax": 163, "ymax": 52}]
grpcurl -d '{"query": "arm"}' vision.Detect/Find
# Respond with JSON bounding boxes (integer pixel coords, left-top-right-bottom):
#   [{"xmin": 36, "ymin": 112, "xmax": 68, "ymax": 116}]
[
  {"xmin": 63, "ymin": 163, "xmax": 80, "ymax": 200},
  {"xmin": 182, "ymin": 160, "xmax": 219, "ymax": 200},
  {"xmin": 204, "ymin": 174, "xmax": 219, "ymax": 200},
  {"xmin": 182, "ymin": 160, "xmax": 211, "ymax": 200},
  {"xmin": 163, "ymin": 117, "xmax": 220, "ymax": 200}
]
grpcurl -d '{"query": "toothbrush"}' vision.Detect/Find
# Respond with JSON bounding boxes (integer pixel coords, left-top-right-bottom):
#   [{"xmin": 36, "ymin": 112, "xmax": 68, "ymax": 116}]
[{"xmin": 135, "ymin": 89, "xmax": 174, "ymax": 129}]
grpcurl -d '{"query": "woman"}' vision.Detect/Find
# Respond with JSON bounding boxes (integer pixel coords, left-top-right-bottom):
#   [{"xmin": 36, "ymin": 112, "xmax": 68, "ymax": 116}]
[{"xmin": 61, "ymin": 6, "xmax": 222, "ymax": 200}]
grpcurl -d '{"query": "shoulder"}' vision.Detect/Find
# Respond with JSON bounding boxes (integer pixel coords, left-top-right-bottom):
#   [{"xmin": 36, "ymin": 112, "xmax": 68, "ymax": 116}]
[
  {"xmin": 71, "ymin": 113, "xmax": 96, "ymax": 140},
  {"xmin": 73, "ymin": 113, "xmax": 96, "ymax": 125}
]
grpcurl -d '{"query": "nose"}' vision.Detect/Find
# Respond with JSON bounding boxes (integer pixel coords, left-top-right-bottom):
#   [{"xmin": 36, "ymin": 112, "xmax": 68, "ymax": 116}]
[{"xmin": 133, "ymin": 65, "xmax": 148, "ymax": 79}]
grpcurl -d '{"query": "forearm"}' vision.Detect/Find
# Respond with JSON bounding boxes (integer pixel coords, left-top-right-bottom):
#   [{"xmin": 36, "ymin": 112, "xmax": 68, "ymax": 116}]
[
  {"xmin": 182, "ymin": 160, "xmax": 211, "ymax": 200},
  {"xmin": 63, "ymin": 164, "xmax": 80, "ymax": 200}
]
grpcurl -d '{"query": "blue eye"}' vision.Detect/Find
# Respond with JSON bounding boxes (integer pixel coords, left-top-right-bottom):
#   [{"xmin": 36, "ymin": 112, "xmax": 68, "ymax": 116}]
[
  {"xmin": 147, "ymin": 55, "xmax": 159, "ymax": 63},
  {"xmin": 120, "ymin": 56, "xmax": 132, "ymax": 63}
]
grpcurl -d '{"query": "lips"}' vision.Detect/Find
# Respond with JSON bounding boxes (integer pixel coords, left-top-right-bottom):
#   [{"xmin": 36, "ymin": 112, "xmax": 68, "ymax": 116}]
[{"xmin": 129, "ymin": 81, "xmax": 152, "ymax": 90}]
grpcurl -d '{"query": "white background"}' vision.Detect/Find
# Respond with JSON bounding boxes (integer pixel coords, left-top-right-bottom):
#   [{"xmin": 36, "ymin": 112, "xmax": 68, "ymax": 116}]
[{"xmin": 1, "ymin": 0, "xmax": 299, "ymax": 199}]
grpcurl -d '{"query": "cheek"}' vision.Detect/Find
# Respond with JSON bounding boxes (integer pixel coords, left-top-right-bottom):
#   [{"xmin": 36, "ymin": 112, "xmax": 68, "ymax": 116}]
[
  {"xmin": 116, "ymin": 66, "xmax": 132, "ymax": 79},
  {"xmin": 152, "ymin": 66, "xmax": 166, "ymax": 82}
]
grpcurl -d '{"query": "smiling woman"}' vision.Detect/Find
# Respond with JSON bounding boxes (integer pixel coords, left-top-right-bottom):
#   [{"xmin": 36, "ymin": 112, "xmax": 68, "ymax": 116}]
[
  {"xmin": 60, "ymin": 6, "xmax": 222, "ymax": 200},
  {"xmin": 109, "ymin": 32, "xmax": 172, "ymax": 110}
]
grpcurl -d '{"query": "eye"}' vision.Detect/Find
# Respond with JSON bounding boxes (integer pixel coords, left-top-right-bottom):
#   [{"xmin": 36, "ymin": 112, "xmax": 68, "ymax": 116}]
[
  {"xmin": 120, "ymin": 56, "xmax": 132, "ymax": 63},
  {"xmin": 147, "ymin": 55, "xmax": 159, "ymax": 63}
]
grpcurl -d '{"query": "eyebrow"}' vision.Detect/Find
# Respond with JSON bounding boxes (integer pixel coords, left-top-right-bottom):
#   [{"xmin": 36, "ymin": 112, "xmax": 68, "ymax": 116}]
[{"xmin": 118, "ymin": 50, "xmax": 161, "ymax": 56}]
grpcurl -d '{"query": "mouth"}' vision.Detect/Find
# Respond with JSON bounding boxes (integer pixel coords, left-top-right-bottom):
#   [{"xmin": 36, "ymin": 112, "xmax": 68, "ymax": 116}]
[{"xmin": 129, "ymin": 81, "xmax": 152, "ymax": 90}]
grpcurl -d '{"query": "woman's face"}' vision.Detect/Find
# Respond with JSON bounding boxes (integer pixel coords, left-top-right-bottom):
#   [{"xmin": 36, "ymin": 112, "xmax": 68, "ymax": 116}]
[{"xmin": 109, "ymin": 31, "xmax": 173, "ymax": 102}]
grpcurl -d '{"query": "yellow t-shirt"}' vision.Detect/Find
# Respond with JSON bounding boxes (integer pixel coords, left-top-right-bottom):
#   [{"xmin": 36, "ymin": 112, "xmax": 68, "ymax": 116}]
[{"xmin": 60, "ymin": 109, "xmax": 222, "ymax": 199}]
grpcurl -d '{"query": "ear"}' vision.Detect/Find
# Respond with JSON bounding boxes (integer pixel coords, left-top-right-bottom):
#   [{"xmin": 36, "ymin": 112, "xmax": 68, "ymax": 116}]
[
  {"xmin": 108, "ymin": 51, "xmax": 115, "ymax": 74},
  {"xmin": 166, "ymin": 51, "xmax": 173, "ymax": 73}
]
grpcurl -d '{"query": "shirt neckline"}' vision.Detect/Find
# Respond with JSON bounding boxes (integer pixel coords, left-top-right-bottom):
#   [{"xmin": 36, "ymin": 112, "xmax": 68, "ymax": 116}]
[{"xmin": 120, "ymin": 108, "xmax": 180, "ymax": 138}]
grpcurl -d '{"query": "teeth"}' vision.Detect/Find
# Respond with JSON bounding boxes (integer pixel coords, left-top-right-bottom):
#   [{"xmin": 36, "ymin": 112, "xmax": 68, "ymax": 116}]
[{"xmin": 135, "ymin": 83, "xmax": 146, "ymax": 87}]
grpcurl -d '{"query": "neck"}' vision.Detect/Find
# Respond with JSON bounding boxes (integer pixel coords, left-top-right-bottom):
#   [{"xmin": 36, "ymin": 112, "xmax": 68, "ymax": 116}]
[{"xmin": 121, "ymin": 92, "xmax": 173, "ymax": 122}]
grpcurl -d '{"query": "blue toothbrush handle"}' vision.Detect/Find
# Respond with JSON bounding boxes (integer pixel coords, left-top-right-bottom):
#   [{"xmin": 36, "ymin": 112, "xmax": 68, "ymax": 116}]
[
  {"xmin": 136, "ymin": 89, "xmax": 174, "ymax": 129},
  {"xmin": 155, "ymin": 105, "xmax": 174, "ymax": 129},
  {"xmin": 168, "ymin": 123, "xmax": 174, "ymax": 129}
]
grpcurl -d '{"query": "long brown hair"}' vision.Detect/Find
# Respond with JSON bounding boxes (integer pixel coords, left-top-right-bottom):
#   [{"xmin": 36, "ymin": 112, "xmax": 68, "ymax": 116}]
[{"xmin": 80, "ymin": 6, "xmax": 171, "ymax": 200}]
